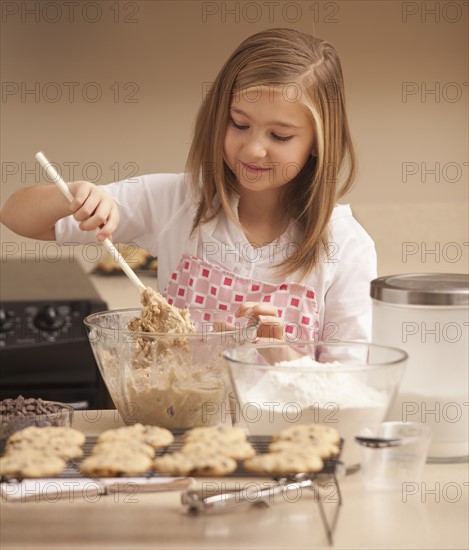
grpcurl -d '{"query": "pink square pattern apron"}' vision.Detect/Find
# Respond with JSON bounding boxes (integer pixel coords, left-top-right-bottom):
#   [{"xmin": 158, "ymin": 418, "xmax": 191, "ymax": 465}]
[{"xmin": 165, "ymin": 254, "xmax": 319, "ymax": 341}]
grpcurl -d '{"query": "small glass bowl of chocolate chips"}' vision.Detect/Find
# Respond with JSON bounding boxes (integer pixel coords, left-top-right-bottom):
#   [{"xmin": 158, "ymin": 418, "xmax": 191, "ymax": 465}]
[{"xmin": 0, "ymin": 396, "xmax": 73, "ymax": 440}]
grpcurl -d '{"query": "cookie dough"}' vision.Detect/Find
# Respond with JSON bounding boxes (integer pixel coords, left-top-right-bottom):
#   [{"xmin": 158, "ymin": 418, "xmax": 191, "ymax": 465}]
[
  {"xmin": 122, "ymin": 365, "xmax": 227, "ymax": 429},
  {"xmin": 106, "ymin": 289, "xmax": 228, "ymax": 430},
  {"xmin": 128, "ymin": 287, "xmax": 194, "ymax": 335}
]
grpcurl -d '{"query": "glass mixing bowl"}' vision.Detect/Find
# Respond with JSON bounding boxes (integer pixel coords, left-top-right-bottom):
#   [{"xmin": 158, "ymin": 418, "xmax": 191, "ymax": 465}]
[
  {"xmin": 223, "ymin": 341, "xmax": 407, "ymax": 469},
  {"xmin": 84, "ymin": 308, "xmax": 257, "ymax": 429}
]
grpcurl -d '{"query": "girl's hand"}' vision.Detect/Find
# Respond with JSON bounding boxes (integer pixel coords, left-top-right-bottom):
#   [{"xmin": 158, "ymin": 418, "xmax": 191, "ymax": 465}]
[
  {"xmin": 67, "ymin": 181, "xmax": 119, "ymax": 241},
  {"xmin": 235, "ymin": 302, "xmax": 284, "ymax": 341}
]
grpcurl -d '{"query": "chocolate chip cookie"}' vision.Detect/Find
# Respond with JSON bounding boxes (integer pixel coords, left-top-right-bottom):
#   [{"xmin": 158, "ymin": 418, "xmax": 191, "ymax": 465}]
[
  {"xmin": 0, "ymin": 451, "xmax": 66, "ymax": 478},
  {"xmin": 153, "ymin": 451, "xmax": 237, "ymax": 476},
  {"xmin": 243, "ymin": 450, "xmax": 324, "ymax": 475}
]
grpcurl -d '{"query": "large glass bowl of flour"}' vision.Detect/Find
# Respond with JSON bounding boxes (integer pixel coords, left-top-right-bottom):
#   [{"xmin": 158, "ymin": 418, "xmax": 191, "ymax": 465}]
[
  {"xmin": 84, "ymin": 308, "xmax": 257, "ymax": 429},
  {"xmin": 224, "ymin": 342, "xmax": 407, "ymax": 469}
]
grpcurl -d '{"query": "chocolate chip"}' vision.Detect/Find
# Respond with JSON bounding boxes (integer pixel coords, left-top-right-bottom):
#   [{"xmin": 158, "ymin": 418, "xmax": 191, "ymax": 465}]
[
  {"xmin": 1, "ymin": 396, "xmax": 68, "ymax": 439},
  {"xmin": 0, "ymin": 396, "xmax": 65, "ymax": 417}
]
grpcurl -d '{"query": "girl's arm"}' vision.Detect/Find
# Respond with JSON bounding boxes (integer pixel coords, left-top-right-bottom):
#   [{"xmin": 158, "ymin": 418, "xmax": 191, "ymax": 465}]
[{"xmin": 0, "ymin": 181, "xmax": 119, "ymax": 241}]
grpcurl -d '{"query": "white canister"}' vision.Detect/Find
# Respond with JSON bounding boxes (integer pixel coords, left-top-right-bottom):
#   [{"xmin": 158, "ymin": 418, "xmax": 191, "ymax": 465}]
[{"xmin": 370, "ymin": 273, "xmax": 469, "ymax": 462}]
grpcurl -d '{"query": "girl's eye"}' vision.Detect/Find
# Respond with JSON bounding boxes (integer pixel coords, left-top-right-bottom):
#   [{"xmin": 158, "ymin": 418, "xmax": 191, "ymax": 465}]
[
  {"xmin": 230, "ymin": 118, "xmax": 249, "ymax": 131},
  {"xmin": 229, "ymin": 118, "xmax": 293, "ymax": 142},
  {"xmin": 272, "ymin": 133, "xmax": 293, "ymax": 142}
]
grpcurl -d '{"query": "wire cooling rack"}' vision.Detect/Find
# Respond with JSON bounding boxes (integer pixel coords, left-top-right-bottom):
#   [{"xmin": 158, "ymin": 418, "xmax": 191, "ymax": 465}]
[{"xmin": 1, "ymin": 434, "xmax": 344, "ymax": 545}]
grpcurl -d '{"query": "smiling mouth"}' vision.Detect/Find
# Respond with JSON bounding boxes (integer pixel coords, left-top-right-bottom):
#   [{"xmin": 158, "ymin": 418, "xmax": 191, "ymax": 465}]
[{"xmin": 240, "ymin": 161, "xmax": 271, "ymax": 173}]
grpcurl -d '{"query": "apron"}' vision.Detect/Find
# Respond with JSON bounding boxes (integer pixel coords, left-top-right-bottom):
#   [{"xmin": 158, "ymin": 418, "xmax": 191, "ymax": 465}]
[{"xmin": 164, "ymin": 254, "xmax": 319, "ymax": 341}]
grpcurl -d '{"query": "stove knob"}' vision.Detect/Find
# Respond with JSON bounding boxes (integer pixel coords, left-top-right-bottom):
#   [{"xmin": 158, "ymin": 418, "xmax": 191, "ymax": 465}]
[
  {"xmin": 0, "ymin": 309, "xmax": 15, "ymax": 332},
  {"xmin": 34, "ymin": 306, "xmax": 66, "ymax": 331}
]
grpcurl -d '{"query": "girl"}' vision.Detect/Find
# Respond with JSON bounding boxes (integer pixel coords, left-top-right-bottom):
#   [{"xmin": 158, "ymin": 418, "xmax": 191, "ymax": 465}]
[{"xmin": 0, "ymin": 28, "xmax": 376, "ymax": 342}]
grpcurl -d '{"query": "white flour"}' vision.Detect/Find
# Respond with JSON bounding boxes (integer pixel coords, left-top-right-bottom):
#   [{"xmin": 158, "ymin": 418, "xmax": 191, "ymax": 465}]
[{"xmin": 232, "ymin": 356, "xmax": 389, "ymax": 468}]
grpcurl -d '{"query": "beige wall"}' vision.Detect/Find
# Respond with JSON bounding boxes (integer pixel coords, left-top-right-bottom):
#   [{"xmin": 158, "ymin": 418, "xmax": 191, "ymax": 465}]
[{"xmin": 1, "ymin": 0, "xmax": 468, "ymax": 276}]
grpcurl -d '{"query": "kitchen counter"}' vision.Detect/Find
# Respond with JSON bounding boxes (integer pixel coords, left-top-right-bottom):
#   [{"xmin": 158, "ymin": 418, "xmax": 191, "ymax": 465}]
[
  {"xmin": 1, "ymin": 410, "xmax": 468, "ymax": 550},
  {"xmin": 87, "ymin": 267, "xmax": 158, "ymax": 310}
]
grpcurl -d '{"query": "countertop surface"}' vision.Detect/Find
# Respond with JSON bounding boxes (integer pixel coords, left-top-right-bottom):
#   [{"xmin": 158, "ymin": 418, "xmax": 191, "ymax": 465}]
[
  {"xmin": 1, "ymin": 264, "xmax": 468, "ymax": 549},
  {"xmin": 87, "ymin": 269, "xmax": 158, "ymax": 310},
  {"xmin": 1, "ymin": 411, "xmax": 468, "ymax": 550}
]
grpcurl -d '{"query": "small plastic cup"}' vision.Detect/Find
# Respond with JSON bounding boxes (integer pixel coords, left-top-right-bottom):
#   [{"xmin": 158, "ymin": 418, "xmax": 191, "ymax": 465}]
[{"xmin": 358, "ymin": 422, "xmax": 432, "ymax": 491}]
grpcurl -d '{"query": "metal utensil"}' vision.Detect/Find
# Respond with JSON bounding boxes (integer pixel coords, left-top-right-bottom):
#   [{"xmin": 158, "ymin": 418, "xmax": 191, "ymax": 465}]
[
  {"xmin": 181, "ymin": 472, "xmax": 343, "ymax": 546},
  {"xmin": 355, "ymin": 436, "xmax": 403, "ymax": 448}
]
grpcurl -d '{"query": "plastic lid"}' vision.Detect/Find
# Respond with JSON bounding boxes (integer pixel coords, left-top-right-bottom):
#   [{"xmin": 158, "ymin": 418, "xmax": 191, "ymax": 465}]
[{"xmin": 370, "ymin": 273, "xmax": 469, "ymax": 306}]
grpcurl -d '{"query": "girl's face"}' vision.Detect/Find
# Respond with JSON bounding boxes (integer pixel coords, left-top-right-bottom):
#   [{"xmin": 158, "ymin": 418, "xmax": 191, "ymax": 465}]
[{"xmin": 223, "ymin": 87, "xmax": 315, "ymax": 195}]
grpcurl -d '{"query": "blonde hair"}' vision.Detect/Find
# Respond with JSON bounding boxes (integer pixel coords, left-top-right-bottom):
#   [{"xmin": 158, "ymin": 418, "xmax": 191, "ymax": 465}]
[{"xmin": 186, "ymin": 28, "xmax": 356, "ymax": 278}]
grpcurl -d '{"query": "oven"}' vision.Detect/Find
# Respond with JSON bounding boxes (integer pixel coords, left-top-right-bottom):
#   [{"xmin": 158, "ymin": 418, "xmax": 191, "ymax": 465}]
[{"xmin": 0, "ymin": 258, "xmax": 112, "ymax": 409}]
